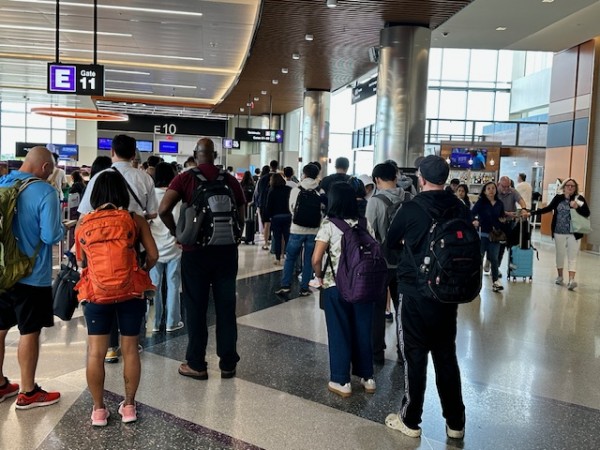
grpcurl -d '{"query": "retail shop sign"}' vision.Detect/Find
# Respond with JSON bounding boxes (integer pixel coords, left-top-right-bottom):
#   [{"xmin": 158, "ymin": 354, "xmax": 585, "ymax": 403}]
[{"xmin": 47, "ymin": 63, "xmax": 105, "ymax": 96}]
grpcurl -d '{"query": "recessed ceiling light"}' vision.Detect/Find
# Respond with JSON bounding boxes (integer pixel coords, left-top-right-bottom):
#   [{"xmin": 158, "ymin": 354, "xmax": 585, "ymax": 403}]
[
  {"xmin": 305, "ymin": 34, "xmax": 314, "ymax": 41},
  {"xmin": 253, "ymin": 97, "xmax": 259, "ymax": 101},
  {"xmin": 106, "ymin": 69, "xmax": 150, "ymax": 75},
  {"xmin": 106, "ymin": 80, "xmax": 197, "ymax": 89},
  {"xmin": 261, "ymin": 90, "xmax": 267, "ymax": 95},
  {"xmin": 292, "ymin": 53, "xmax": 300, "ymax": 60},
  {"xmin": 8, "ymin": 0, "xmax": 203, "ymax": 17},
  {"xmin": 542, "ymin": 0, "xmax": 554, "ymax": 3},
  {"xmin": 0, "ymin": 24, "xmax": 132, "ymax": 37},
  {"xmin": 496, "ymin": 26, "xmax": 507, "ymax": 31},
  {"xmin": 272, "ymin": 79, "xmax": 278, "ymax": 85},
  {"xmin": 281, "ymin": 67, "xmax": 288, "ymax": 74},
  {"xmin": 239, "ymin": 107, "xmax": 244, "ymax": 112}
]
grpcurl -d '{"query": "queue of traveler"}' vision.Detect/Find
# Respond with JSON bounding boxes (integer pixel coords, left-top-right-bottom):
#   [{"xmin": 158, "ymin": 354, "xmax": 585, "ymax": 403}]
[{"xmin": 0, "ymin": 136, "xmax": 592, "ymax": 443}]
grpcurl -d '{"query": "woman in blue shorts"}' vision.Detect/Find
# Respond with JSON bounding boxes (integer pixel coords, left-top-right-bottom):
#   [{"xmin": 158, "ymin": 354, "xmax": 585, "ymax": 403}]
[{"xmin": 76, "ymin": 171, "xmax": 158, "ymax": 427}]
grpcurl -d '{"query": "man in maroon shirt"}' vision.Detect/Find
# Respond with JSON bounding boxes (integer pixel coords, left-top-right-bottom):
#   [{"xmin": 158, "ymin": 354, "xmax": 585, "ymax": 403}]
[{"xmin": 159, "ymin": 138, "xmax": 246, "ymax": 380}]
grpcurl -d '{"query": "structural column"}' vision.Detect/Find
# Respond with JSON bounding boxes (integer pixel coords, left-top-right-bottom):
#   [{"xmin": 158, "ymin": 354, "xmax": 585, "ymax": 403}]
[
  {"xmin": 256, "ymin": 114, "xmax": 281, "ymax": 167},
  {"xmin": 302, "ymin": 89, "xmax": 330, "ymax": 176},
  {"xmin": 374, "ymin": 25, "xmax": 430, "ymax": 168}
]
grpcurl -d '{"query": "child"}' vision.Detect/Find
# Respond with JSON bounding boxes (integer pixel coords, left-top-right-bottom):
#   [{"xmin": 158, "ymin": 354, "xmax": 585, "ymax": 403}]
[{"xmin": 76, "ymin": 170, "xmax": 158, "ymax": 426}]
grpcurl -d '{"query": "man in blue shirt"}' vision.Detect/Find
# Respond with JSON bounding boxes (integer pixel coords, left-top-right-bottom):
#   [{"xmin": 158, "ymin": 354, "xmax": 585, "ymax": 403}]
[{"xmin": 0, "ymin": 146, "xmax": 65, "ymax": 410}]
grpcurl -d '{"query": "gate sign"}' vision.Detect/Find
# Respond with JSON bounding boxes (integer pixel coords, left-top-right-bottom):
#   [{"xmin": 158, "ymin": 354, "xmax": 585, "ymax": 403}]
[{"xmin": 47, "ymin": 63, "xmax": 105, "ymax": 96}]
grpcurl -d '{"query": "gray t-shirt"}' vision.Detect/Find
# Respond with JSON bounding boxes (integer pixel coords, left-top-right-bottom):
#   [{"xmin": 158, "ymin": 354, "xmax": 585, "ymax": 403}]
[{"xmin": 498, "ymin": 188, "xmax": 523, "ymax": 213}]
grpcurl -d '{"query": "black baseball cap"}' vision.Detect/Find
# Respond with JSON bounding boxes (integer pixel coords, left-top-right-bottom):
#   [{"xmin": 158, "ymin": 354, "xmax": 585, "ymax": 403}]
[{"xmin": 418, "ymin": 155, "xmax": 449, "ymax": 185}]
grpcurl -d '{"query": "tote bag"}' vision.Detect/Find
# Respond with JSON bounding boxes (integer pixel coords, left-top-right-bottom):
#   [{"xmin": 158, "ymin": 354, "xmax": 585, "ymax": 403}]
[{"xmin": 570, "ymin": 209, "xmax": 592, "ymax": 234}]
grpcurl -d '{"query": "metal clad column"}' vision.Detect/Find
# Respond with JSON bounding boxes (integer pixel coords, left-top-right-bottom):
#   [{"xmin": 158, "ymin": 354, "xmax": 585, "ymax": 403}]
[
  {"xmin": 374, "ymin": 26, "xmax": 430, "ymax": 167},
  {"xmin": 302, "ymin": 90, "xmax": 331, "ymax": 176},
  {"xmin": 258, "ymin": 115, "xmax": 281, "ymax": 167}
]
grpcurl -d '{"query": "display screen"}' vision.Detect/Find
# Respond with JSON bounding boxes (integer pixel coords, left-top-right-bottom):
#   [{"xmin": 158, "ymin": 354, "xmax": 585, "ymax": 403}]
[
  {"xmin": 222, "ymin": 138, "xmax": 233, "ymax": 149},
  {"xmin": 137, "ymin": 140, "xmax": 153, "ymax": 153},
  {"xmin": 450, "ymin": 148, "xmax": 487, "ymax": 170},
  {"xmin": 159, "ymin": 141, "xmax": 178, "ymax": 154},
  {"xmin": 54, "ymin": 144, "xmax": 79, "ymax": 160},
  {"xmin": 98, "ymin": 137, "xmax": 112, "ymax": 150},
  {"xmin": 15, "ymin": 142, "xmax": 46, "ymax": 157}
]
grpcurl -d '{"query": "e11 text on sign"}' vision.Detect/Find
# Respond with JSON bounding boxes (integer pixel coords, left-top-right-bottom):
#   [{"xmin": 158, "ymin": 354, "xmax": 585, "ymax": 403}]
[{"xmin": 47, "ymin": 63, "xmax": 105, "ymax": 96}]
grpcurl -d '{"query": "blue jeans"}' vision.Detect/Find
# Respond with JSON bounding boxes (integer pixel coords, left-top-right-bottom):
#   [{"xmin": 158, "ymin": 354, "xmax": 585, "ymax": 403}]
[
  {"xmin": 481, "ymin": 236, "xmax": 500, "ymax": 282},
  {"xmin": 322, "ymin": 286, "xmax": 374, "ymax": 384},
  {"xmin": 150, "ymin": 257, "xmax": 182, "ymax": 330},
  {"xmin": 281, "ymin": 233, "xmax": 315, "ymax": 290}
]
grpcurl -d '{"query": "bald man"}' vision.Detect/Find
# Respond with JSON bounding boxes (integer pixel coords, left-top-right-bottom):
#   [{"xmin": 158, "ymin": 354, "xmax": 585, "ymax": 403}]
[
  {"xmin": 0, "ymin": 146, "xmax": 65, "ymax": 409},
  {"xmin": 159, "ymin": 137, "xmax": 246, "ymax": 381}
]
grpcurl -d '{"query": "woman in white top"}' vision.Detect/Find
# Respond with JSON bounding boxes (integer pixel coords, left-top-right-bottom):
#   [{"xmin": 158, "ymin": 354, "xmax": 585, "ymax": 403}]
[
  {"xmin": 150, "ymin": 163, "xmax": 183, "ymax": 332},
  {"xmin": 311, "ymin": 182, "xmax": 376, "ymax": 398}
]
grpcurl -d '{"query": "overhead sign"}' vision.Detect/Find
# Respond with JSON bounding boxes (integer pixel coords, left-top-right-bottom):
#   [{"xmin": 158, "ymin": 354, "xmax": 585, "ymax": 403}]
[
  {"xmin": 47, "ymin": 63, "xmax": 105, "ymax": 96},
  {"xmin": 234, "ymin": 128, "xmax": 284, "ymax": 143},
  {"xmin": 351, "ymin": 77, "xmax": 377, "ymax": 104}
]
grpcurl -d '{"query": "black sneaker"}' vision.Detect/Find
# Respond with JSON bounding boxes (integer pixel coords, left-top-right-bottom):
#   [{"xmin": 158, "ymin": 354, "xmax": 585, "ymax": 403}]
[
  {"xmin": 298, "ymin": 288, "xmax": 312, "ymax": 297},
  {"xmin": 275, "ymin": 286, "xmax": 291, "ymax": 295}
]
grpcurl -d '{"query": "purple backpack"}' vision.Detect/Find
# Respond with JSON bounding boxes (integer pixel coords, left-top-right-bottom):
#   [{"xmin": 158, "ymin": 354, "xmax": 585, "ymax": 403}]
[{"xmin": 327, "ymin": 217, "xmax": 388, "ymax": 304}]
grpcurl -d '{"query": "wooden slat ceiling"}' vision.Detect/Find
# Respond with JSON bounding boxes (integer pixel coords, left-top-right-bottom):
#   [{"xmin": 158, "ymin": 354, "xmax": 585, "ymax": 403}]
[{"xmin": 214, "ymin": 0, "xmax": 473, "ymax": 116}]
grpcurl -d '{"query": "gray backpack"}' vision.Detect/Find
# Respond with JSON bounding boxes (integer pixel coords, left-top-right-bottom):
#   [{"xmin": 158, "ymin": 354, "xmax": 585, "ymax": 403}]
[
  {"xmin": 176, "ymin": 169, "xmax": 241, "ymax": 246},
  {"xmin": 373, "ymin": 192, "xmax": 412, "ymax": 266}
]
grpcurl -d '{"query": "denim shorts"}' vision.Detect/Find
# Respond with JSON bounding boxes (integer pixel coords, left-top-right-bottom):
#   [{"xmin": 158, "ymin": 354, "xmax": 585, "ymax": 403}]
[{"xmin": 83, "ymin": 298, "xmax": 146, "ymax": 336}]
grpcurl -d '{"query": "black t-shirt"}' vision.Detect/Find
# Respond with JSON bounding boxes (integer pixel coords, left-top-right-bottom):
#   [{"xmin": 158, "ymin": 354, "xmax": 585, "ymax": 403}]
[{"xmin": 319, "ymin": 173, "xmax": 350, "ymax": 194}]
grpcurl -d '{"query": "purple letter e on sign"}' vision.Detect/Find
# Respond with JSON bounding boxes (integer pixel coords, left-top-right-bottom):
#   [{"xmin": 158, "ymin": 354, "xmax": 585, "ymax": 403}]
[{"xmin": 49, "ymin": 65, "xmax": 76, "ymax": 92}]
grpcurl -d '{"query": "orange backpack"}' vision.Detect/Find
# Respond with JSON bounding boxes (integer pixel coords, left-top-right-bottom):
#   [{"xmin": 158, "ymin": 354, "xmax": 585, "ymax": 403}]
[{"xmin": 75, "ymin": 207, "xmax": 154, "ymax": 304}]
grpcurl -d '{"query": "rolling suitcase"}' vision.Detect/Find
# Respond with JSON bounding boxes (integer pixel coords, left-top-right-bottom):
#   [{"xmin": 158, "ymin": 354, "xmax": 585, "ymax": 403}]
[
  {"xmin": 243, "ymin": 204, "xmax": 256, "ymax": 245},
  {"xmin": 508, "ymin": 217, "xmax": 538, "ymax": 282}
]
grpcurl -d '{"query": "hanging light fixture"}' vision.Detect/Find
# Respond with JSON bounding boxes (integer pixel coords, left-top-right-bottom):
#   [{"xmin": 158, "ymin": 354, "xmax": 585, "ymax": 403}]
[
  {"xmin": 489, "ymin": 158, "xmax": 495, "ymax": 166},
  {"xmin": 326, "ymin": 0, "xmax": 338, "ymax": 8}
]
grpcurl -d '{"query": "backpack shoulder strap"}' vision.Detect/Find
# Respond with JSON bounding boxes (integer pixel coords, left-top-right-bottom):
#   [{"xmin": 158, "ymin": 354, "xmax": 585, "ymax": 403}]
[
  {"xmin": 329, "ymin": 217, "xmax": 350, "ymax": 232},
  {"xmin": 111, "ymin": 167, "xmax": 144, "ymax": 210},
  {"xmin": 374, "ymin": 193, "xmax": 392, "ymax": 208},
  {"xmin": 17, "ymin": 177, "xmax": 43, "ymax": 193}
]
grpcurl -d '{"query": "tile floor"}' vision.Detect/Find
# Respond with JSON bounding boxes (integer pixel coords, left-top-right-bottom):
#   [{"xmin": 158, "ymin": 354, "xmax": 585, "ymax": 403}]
[{"xmin": 1, "ymin": 231, "xmax": 599, "ymax": 449}]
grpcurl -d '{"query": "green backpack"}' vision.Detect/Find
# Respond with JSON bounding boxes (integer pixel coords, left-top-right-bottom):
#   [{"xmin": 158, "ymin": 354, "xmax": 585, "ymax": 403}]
[{"xmin": 0, "ymin": 178, "xmax": 42, "ymax": 292}]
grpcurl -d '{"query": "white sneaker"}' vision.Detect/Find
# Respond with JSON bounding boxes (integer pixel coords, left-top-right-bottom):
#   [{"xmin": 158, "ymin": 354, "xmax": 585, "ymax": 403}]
[
  {"xmin": 385, "ymin": 413, "xmax": 422, "ymax": 438},
  {"xmin": 492, "ymin": 281, "xmax": 504, "ymax": 292},
  {"xmin": 555, "ymin": 276, "xmax": 564, "ymax": 286},
  {"xmin": 308, "ymin": 277, "xmax": 321, "ymax": 288},
  {"xmin": 567, "ymin": 280, "xmax": 578, "ymax": 291},
  {"xmin": 328, "ymin": 381, "xmax": 352, "ymax": 398},
  {"xmin": 483, "ymin": 260, "xmax": 491, "ymax": 272},
  {"xmin": 360, "ymin": 378, "xmax": 376, "ymax": 394},
  {"xmin": 166, "ymin": 321, "xmax": 184, "ymax": 332},
  {"xmin": 446, "ymin": 424, "xmax": 465, "ymax": 439}
]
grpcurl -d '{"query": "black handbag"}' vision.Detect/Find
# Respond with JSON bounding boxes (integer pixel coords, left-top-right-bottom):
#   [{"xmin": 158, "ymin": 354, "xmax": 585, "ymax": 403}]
[{"xmin": 52, "ymin": 252, "xmax": 80, "ymax": 321}]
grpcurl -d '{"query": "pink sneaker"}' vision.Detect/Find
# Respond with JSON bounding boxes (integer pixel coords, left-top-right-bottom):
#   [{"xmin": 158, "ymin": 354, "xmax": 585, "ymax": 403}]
[
  {"xmin": 91, "ymin": 407, "xmax": 110, "ymax": 426},
  {"xmin": 118, "ymin": 401, "xmax": 137, "ymax": 423}
]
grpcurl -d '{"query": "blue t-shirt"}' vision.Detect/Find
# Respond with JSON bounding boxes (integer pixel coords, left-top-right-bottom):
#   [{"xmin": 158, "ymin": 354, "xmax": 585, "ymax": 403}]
[{"xmin": 0, "ymin": 171, "xmax": 65, "ymax": 286}]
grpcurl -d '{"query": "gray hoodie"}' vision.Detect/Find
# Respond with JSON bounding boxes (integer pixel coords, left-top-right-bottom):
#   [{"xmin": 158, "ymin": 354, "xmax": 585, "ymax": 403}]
[
  {"xmin": 289, "ymin": 177, "xmax": 321, "ymax": 235},
  {"xmin": 366, "ymin": 187, "xmax": 407, "ymax": 267}
]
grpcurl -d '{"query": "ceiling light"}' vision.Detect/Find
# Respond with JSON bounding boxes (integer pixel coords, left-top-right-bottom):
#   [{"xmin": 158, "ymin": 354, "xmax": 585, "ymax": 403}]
[
  {"xmin": 272, "ymin": 79, "xmax": 278, "ymax": 85},
  {"xmin": 281, "ymin": 67, "xmax": 288, "ymax": 74},
  {"xmin": 542, "ymin": 0, "xmax": 554, "ymax": 2},
  {"xmin": 106, "ymin": 88, "xmax": 153, "ymax": 94},
  {"xmin": 496, "ymin": 26, "xmax": 507, "ymax": 31},
  {"xmin": 0, "ymin": 72, "xmax": 45, "ymax": 77},
  {"xmin": 292, "ymin": 53, "xmax": 300, "ymax": 60},
  {"xmin": 489, "ymin": 158, "xmax": 495, "ymax": 166},
  {"xmin": 106, "ymin": 69, "xmax": 150, "ymax": 76},
  {"xmin": 253, "ymin": 97, "xmax": 259, "ymax": 101},
  {"xmin": 305, "ymin": 34, "xmax": 314, "ymax": 41},
  {"xmin": 106, "ymin": 80, "xmax": 197, "ymax": 89},
  {"xmin": 0, "ymin": 24, "xmax": 132, "ymax": 37},
  {"xmin": 326, "ymin": 0, "xmax": 337, "ymax": 8},
  {"xmin": 9, "ymin": 0, "xmax": 203, "ymax": 17},
  {"xmin": 239, "ymin": 107, "xmax": 244, "ymax": 112},
  {"xmin": 261, "ymin": 90, "xmax": 267, "ymax": 95}
]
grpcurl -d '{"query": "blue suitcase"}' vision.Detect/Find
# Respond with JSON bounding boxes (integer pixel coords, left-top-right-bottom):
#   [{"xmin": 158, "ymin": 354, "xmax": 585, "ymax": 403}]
[{"xmin": 509, "ymin": 246, "xmax": 535, "ymax": 282}]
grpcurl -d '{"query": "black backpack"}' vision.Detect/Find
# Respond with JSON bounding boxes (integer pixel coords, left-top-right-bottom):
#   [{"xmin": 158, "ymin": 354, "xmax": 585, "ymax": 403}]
[
  {"xmin": 176, "ymin": 169, "xmax": 241, "ymax": 246},
  {"xmin": 406, "ymin": 196, "xmax": 482, "ymax": 304},
  {"xmin": 373, "ymin": 192, "xmax": 413, "ymax": 266},
  {"xmin": 292, "ymin": 186, "xmax": 322, "ymax": 228}
]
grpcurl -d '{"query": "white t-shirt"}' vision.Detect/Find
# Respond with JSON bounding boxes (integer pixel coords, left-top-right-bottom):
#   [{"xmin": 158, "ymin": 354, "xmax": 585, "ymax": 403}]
[
  {"xmin": 48, "ymin": 167, "xmax": 67, "ymax": 200},
  {"xmin": 315, "ymin": 218, "xmax": 375, "ymax": 288},
  {"xmin": 516, "ymin": 181, "xmax": 533, "ymax": 209},
  {"xmin": 150, "ymin": 188, "xmax": 181, "ymax": 262},
  {"xmin": 78, "ymin": 161, "xmax": 158, "ymax": 216}
]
